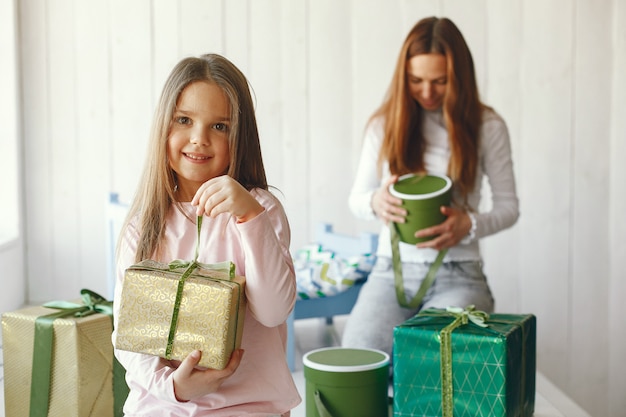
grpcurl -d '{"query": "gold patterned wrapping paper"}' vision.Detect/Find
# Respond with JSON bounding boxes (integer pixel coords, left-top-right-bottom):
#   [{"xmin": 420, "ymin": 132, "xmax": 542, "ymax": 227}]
[
  {"xmin": 114, "ymin": 259, "xmax": 246, "ymax": 370},
  {"xmin": 2, "ymin": 305, "xmax": 117, "ymax": 417}
]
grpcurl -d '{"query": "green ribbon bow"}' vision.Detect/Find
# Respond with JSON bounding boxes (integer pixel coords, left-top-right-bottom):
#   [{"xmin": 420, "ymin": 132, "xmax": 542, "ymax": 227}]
[
  {"xmin": 420, "ymin": 305, "xmax": 489, "ymax": 417},
  {"xmin": 163, "ymin": 216, "xmax": 236, "ymax": 361},
  {"xmin": 42, "ymin": 288, "xmax": 114, "ymax": 317},
  {"xmin": 31, "ymin": 289, "xmax": 128, "ymax": 417}
]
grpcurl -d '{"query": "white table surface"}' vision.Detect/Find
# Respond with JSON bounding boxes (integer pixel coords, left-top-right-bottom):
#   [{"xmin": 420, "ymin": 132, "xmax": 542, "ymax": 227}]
[{"xmin": 534, "ymin": 372, "xmax": 592, "ymax": 417}]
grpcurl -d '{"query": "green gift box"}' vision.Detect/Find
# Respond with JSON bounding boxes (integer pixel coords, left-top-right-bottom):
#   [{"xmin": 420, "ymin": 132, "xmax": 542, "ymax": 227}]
[{"xmin": 393, "ymin": 307, "xmax": 536, "ymax": 417}]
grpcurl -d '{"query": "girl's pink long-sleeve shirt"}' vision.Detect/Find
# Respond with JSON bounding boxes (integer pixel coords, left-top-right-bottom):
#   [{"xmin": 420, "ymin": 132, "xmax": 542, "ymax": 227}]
[{"xmin": 112, "ymin": 189, "xmax": 301, "ymax": 416}]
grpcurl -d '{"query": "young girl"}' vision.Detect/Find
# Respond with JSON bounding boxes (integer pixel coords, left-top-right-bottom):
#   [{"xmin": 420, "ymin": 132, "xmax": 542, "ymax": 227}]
[
  {"xmin": 342, "ymin": 17, "xmax": 520, "ymax": 358},
  {"xmin": 112, "ymin": 54, "xmax": 301, "ymax": 416}
]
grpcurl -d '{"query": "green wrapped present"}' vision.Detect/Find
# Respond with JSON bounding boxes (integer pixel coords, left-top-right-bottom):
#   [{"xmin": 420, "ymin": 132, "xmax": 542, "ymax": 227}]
[{"xmin": 393, "ymin": 306, "xmax": 536, "ymax": 417}]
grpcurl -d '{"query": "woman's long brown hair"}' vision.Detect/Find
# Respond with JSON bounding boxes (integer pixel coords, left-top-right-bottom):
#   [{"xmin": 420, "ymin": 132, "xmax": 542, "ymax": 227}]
[{"xmin": 373, "ymin": 17, "xmax": 485, "ymax": 203}]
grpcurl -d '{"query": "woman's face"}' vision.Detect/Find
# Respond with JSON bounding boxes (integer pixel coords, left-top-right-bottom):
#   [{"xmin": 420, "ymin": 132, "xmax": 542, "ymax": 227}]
[
  {"xmin": 167, "ymin": 81, "xmax": 231, "ymax": 200},
  {"xmin": 406, "ymin": 53, "xmax": 448, "ymax": 111}
]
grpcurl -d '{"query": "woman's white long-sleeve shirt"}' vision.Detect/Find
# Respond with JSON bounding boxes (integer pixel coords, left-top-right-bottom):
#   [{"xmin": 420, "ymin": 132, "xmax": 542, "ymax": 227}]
[
  {"xmin": 112, "ymin": 189, "xmax": 301, "ymax": 417},
  {"xmin": 348, "ymin": 108, "xmax": 520, "ymax": 263}
]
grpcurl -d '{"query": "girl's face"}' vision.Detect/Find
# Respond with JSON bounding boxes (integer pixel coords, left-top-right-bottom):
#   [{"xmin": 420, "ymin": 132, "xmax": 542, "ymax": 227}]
[
  {"xmin": 406, "ymin": 53, "xmax": 448, "ymax": 111},
  {"xmin": 167, "ymin": 81, "xmax": 231, "ymax": 200}
]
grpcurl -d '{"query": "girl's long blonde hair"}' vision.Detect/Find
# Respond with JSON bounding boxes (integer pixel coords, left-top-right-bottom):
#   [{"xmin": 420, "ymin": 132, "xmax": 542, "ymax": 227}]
[
  {"xmin": 123, "ymin": 54, "xmax": 267, "ymax": 262},
  {"xmin": 374, "ymin": 17, "xmax": 487, "ymax": 203}
]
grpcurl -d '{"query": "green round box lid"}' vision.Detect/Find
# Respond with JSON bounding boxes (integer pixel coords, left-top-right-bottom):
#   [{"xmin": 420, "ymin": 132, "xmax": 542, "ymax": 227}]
[
  {"xmin": 392, "ymin": 174, "xmax": 450, "ymax": 198},
  {"xmin": 303, "ymin": 347, "xmax": 389, "ymax": 372}
]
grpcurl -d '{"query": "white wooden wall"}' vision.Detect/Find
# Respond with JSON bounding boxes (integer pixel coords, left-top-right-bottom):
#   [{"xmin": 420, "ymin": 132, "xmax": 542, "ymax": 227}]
[
  {"xmin": 0, "ymin": 0, "xmax": 25, "ymax": 321},
  {"xmin": 608, "ymin": 3, "xmax": 626, "ymax": 417},
  {"xmin": 3, "ymin": 0, "xmax": 625, "ymax": 415}
]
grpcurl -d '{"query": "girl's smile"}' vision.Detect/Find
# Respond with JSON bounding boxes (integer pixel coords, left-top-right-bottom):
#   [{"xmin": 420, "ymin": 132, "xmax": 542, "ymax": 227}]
[{"xmin": 183, "ymin": 152, "xmax": 211, "ymax": 161}]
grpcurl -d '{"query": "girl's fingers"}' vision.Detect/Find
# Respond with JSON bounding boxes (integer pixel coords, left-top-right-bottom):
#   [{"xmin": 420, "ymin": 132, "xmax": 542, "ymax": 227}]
[{"xmin": 178, "ymin": 350, "xmax": 202, "ymax": 377}]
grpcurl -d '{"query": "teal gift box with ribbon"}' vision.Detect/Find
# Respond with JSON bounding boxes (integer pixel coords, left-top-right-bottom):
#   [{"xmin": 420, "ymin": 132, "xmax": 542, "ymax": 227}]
[
  {"xmin": 393, "ymin": 306, "xmax": 536, "ymax": 417},
  {"xmin": 1, "ymin": 289, "xmax": 128, "ymax": 417}
]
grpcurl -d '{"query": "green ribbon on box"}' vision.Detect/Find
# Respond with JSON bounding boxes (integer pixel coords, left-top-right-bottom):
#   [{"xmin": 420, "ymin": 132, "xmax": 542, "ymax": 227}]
[
  {"xmin": 433, "ymin": 306, "xmax": 488, "ymax": 417},
  {"xmin": 164, "ymin": 216, "xmax": 236, "ymax": 360},
  {"xmin": 30, "ymin": 288, "xmax": 128, "ymax": 417},
  {"xmin": 417, "ymin": 306, "xmax": 531, "ymax": 417}
]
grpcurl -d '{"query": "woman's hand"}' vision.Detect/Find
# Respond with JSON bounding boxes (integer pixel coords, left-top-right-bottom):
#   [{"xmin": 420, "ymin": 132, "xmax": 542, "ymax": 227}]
[
  {"xmin": 173, "ymin": 349, "xmax": 244, "ymax": 402},
  {"xmin": 371, "ymin": 175, "xmax": 407, "ymax": 224},
  {"xmin": 415, "ymin": 206, "xmax": 472, "ymax": 250},
  {"xmin": 191, "ymin": 175, "xmax": 263, "ymax": 222}
]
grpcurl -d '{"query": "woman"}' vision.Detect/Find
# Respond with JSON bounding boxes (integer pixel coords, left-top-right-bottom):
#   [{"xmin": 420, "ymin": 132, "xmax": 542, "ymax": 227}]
[{"xmin": 342, "ymin": 17, "xmax": 519, "ymax": 359}]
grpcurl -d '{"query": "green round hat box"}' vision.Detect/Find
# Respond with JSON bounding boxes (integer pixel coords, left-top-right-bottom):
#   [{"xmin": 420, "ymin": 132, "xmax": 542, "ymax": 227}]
[
  {"xmin": 389, "ymin": 173, "xmax": 452, "ymax": 244},
  {"xmin": 303, "ymin": 347, "xmax": 390, "ymax": 417}
]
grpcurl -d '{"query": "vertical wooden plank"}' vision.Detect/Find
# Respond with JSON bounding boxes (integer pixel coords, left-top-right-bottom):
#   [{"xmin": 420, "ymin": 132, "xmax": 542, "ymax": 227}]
[
  {"xmin": 46, "ymin": 0, "xmax": 81, "ymax": 300},
  {"xmin": 569, "ymin": 0, "xmax": 612, "ymax": 414},
  {"xmin": 224, "ymin": 0, "xmax": 250, "ymax": 74},
  {"xmin": 247, "ymin": 0, "xmax": 282, "ymax": 192},
  {"xmin": 109, "ymin": 0, "xmax": 153, "ymax": 201},
  {"xmin": 278, "ymin": 0, "xmax": 309, "ymax": 250},
  {"xmin": 482, "ymin": 0, "xmax": 524, "ymax": 314},
  {"xmin": 20, "ymin": 0, "xmax": 52, "ymax": 303},
  {"xmin": 0, "ymin": 0, "xmax": 26, "ymax": 312},
  {"xmin": 609, "ymin": 2, "xmax": 626, "ymax": 416},
  {"xmin": 179, "ymin": 0, "xmax": 224, "ymax": 56},
  {"xmin": 153, "ymin": 0, "xmax": 181, "ymax": 103},
  {"xmin": 0, "ymin": 0, "xmax": 20, "ymax": 240},
  {"xmin": 19, "ymin": 0, "xmax": 107, "ymax": 302},
  {"xmin": 74, "ymin": 0, "xmax": 112, "ymax": 296},
  {"xmin": 351, "ymin": 0, "xmax": 404, "ymax": 136},
  {"xmin": 518, "ymin": 0, "xmax": 574, "ymax": 389},
  {"xmin": 308, "ymin": 0, "xmax": 353, "ymax": 237}
]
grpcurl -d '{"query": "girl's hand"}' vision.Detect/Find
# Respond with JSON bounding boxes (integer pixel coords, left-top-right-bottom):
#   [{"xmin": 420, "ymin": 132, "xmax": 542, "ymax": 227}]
[
  {"xmin": 371, "ymin": 175, "xmax": 407, "ymax": 224},
  {"xmin": 191, "ymin": 175, "xmax": 263, "ymax": 222},
  {"xmin": 173, "ymin": 349, "xmax": 244, "ymax": 402},
  {"xmin": 415, "ymin": 206, "xmax": 472, "ymax": 250}
]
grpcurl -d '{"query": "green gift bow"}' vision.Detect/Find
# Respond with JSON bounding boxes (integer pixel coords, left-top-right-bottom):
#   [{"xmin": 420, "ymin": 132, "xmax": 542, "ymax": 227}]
[
  {"xmin": 163, "ymin": 216, "xmax": 236, "ymax": 361},
  {"xmin": 31, "ymin": 288, "xmax": 128, "ymax": 417}
]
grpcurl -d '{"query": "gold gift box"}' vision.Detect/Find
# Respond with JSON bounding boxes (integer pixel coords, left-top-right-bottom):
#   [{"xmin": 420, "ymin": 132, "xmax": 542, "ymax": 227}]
[
  {"xmin": 114, "ymin": 259, "xmax": 246, "ymax": 370},
  {"xmin": 2, "ymin": 305, "xmax": 117, "ymax": 417}
]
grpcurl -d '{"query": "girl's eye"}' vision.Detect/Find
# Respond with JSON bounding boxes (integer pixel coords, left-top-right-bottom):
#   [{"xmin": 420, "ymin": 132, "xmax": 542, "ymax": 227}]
[
  {"xmin": 214, "ymin": 123, "xmax": 229, "ymax": 132},
  {"xmin": 176, "ymin": 116, "xmax": 191, "ymax": 125}
]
